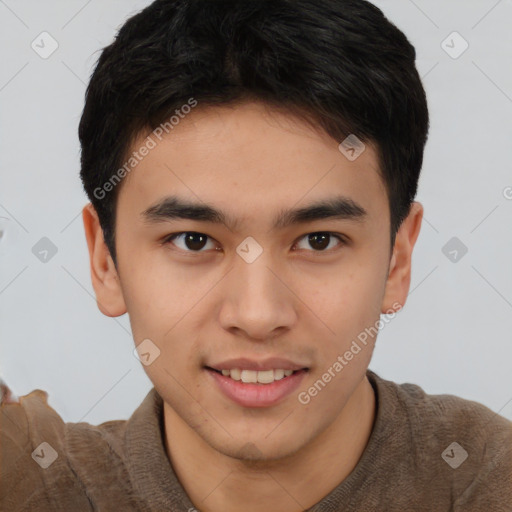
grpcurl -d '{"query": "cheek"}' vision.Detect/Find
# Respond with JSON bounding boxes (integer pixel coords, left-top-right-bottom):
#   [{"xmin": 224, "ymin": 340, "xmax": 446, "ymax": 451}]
[
  {"xmin": 310, "ymin": 259, "xmax": 385, "ymax": 357},
  {"xmin": 118, "ymin": 245, "xmax": 187, "ymax": 332},
  {"xmin": 119, "ymin": 265, "xmax": 206, "ymax": 375}
]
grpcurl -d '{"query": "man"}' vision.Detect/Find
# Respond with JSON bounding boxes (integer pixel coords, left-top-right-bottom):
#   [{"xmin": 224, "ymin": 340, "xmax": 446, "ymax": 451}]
[{"xmin": 1, "ymin": 0, "xmax": 511, "ymax": 510}]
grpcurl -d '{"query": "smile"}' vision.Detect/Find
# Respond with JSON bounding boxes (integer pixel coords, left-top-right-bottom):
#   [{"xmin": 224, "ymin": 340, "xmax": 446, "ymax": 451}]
[
  {"xmin": 205, "ymin": 367, "xmax": 309, "ymax": 408},
  {"xmin": 208, "ymin": 367, "xmax": 297, "ymax": 384}
]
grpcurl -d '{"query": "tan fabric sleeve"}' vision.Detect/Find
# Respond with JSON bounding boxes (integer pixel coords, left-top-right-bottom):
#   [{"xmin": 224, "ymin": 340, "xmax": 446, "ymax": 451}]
[{"xmin": 0, "ymin": 384, "xmax": 94, "ymax": 511}]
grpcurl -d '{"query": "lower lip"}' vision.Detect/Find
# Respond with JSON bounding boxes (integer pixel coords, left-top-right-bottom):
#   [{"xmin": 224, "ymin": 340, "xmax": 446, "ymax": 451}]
[{"xmin": 206, "ymin": 368, "xmax": 308, "ymax": 408}]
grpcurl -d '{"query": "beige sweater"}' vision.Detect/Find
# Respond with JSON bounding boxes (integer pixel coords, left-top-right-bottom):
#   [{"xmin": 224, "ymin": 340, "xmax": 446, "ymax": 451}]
[{"xmin": 1, "ymin": 370, "xmax": 511, "ymax": 511}]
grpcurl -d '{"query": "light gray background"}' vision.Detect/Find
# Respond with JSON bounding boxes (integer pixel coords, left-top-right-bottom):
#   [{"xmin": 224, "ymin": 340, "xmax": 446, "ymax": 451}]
[{"xmin": 1, "ymin": 0, "xmax": 511, "ymax": 424}]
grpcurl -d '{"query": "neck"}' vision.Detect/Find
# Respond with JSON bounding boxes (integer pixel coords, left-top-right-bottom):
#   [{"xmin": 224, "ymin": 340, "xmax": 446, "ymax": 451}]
[{"xmin": 163, "ymin": 375, "xmax": 376, "ymax": 512}]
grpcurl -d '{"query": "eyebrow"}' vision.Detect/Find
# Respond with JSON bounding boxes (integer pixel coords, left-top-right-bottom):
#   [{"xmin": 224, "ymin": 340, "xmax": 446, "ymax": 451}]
[{"xmin": 141, "ymin": 194, "xmax": 368, "ymax": 232}]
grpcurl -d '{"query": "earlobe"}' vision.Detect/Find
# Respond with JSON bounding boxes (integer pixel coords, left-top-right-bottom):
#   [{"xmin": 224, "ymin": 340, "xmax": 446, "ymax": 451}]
[
  {"xmin": 82, "ymin": 203, "xmax": 127, "ymax": 317},
  {"xmin": 381, "ymin": 202, "xmax": 423, "ymax": 314}
]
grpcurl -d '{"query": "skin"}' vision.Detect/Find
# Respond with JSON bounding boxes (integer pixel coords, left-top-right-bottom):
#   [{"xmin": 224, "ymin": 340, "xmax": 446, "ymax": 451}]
[{"xmin": 83, "ymin": 101, "xmax": 423, "ymax": 512}]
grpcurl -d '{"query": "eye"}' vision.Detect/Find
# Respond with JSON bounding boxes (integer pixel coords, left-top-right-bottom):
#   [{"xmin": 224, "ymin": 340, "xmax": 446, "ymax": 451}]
[
  {"xmin": 294, "ymin": 232, "xmax": 346, "ymax": 252},
  {"xmin": 162, "ymin": 232, "xmax": 218, "ymax": 252},
  {"xmin": 162, "ymin": 231, "xmax": 347, "ymax": 254}
]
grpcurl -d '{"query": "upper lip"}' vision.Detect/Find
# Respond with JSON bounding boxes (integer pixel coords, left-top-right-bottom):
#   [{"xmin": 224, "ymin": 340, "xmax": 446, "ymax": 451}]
[{"xmin": 206, "ymin": 357, "xmax": 309, "ymax": 372}]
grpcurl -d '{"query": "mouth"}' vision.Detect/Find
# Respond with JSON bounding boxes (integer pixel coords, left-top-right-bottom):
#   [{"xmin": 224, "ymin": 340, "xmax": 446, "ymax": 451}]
[{"xmin": 204, "ymin": 366, "xmax": 309, "ymax": 408}]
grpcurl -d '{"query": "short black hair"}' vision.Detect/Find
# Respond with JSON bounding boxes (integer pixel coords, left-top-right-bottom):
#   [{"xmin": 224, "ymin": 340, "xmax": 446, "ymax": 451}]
[{"xmin": 79, "ymin": 0, "xmax": 429, "ymax": 268}]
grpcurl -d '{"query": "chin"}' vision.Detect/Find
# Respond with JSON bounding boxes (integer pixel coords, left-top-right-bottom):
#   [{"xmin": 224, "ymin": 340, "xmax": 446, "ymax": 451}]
[{"xmin": 208, "ymin": 432, "xmax": 307, "ymax": 464}]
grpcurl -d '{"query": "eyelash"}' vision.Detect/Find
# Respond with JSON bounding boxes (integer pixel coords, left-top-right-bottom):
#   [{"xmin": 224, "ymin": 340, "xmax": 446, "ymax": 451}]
[{"xmin": 161, "ymin": 231, "xmax": 347, "ymax": 254}]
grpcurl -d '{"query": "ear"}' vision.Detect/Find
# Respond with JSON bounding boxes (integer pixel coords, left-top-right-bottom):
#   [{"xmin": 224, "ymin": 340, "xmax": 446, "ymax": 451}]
[
  {"xmin": 381, "ymin": 201, "xmax": 423, "ymax": 314},
  {"xmin": 82, "ymin": 203, "xmax": 127, "ymax": 317}
]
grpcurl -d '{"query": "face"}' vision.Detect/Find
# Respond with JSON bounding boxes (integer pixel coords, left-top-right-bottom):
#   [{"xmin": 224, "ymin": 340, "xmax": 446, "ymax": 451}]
[{"xmin": 85, "ymin": 101, "xmax": 414, "ymax": 462}]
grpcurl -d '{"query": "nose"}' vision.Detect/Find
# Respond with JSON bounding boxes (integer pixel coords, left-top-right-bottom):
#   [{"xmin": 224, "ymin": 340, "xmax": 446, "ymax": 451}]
[{"xmin": 217, "ymin": 252, "xmax": 297, "ymax": 341}]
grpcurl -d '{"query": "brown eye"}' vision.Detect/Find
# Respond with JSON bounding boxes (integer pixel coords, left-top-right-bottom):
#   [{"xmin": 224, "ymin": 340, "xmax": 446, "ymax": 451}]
[
  {"xmin": 295, "ymin": 232, "xmax": 345, "ymax": 252},
  {"xmin": 164, "ymin": 232, "xmax": 216, "ymax": 252}
]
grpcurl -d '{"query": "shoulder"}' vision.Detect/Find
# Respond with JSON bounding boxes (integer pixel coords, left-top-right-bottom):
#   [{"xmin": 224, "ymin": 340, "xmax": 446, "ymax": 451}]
[
  {"xmin": 0, "ymin": 381, "xmax": 128, "ymax": 511},
  {"xmin": 384, "ymin": 373, "xmax": 512, "ymax": 444},
  {"xmin": 369, "ymin": 370, "xmax": 512, "ymax": 510}
]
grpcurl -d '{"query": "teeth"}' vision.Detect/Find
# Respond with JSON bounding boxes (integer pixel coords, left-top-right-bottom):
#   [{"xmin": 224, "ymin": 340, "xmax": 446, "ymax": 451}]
[
  {"xmin": 217, "ymin": 368, "xmax": 298, "ymax": 383},
  {"xmin": 256, "ymin": 370, "xmax": 274, "ymax": 384},
  {"xmin": 241, "ymin": 370, "xmax": 258, "ymax": 383},
  {"xmin": 274, "ymin": 369, "xmax": 285, "ymax": 380},
  {"xmin": 230, "ymin": 368, "xmax": 241, "ymax": 381}
]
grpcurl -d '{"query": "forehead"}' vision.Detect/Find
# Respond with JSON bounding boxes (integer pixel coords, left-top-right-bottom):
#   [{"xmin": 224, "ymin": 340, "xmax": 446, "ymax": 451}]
[{"xmin": 116, "ymin": 101, "xmax": 388, "ymax": 228}]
